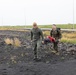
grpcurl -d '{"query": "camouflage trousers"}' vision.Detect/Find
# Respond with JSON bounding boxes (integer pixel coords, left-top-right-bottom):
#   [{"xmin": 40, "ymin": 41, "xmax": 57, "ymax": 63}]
[
  {"xmin": 53, "ymin": 41, "xmax": 59, "ymax": 52},
  {"xmin": 32, "ymin": 39, "xmax": 42, "ymax": 58}
]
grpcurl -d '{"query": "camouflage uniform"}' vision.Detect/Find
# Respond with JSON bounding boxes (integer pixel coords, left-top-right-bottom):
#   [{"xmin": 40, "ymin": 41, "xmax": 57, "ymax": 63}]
[
  {"xmin": 31, "ymin": 28, "xmax": 44, "ymax": 59},
  {"xmin": 50, "ymin": 28, "xmax": 62, "ymax": 52}
]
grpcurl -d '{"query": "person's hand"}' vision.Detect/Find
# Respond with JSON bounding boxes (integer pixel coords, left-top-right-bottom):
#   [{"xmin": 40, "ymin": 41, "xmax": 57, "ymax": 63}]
[
  {"xmin": 58, "ymin": 39, "xmax": 61, "ymax": 42},
  {"xmin": 31, "ymin": 40, "xmax": 33, "ymax": 43},
  {"xmin": 53, "ymin": 38, "xmax": 55, "ymax": 40},
  {"xmin": 42, "ymin": 41, "xmax": 44, "ymax": 44}
]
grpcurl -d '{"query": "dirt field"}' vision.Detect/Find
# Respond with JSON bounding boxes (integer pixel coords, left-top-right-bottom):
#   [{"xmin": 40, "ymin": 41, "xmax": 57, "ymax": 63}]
[{"xmin": 0, "ymin": 30, "xmax": 76, "ymax": 75}]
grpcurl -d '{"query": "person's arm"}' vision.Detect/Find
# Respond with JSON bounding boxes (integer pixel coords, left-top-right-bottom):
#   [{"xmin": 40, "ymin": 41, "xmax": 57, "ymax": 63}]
[
  {"xmin": 50, "ymin": 30, "xmax": 52, "ymax": 37},
  {"xmin": 50, "ymin": 30, "xmax": 56, "ymax": 41},
  {"xmin": 31, "ymin": 30, "xmax": 33, "ymax": 40},
  {"xmin": 58, "ymin": 30, "xmax": 62, "ymax": 39},
  {"xmin": 59, "ymin": 32, "xmax": 62, "ymax": 39},
  {"xmin": 39, "ymin": 29, "xmax": 44, "ymax": 40}
]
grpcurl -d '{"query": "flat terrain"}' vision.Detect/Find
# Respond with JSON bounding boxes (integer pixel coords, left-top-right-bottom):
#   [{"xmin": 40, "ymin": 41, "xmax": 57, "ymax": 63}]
[
  {"xmin": 0, "ymin": 24, "xmax": 76, "ymax": 30},
  {"xmin": 25, "ymin": 24, "xmax": 76, "ymax": 29},
  {"xmin": 0, "ymin": 30, "xmax": 76, "ymax": 75}
]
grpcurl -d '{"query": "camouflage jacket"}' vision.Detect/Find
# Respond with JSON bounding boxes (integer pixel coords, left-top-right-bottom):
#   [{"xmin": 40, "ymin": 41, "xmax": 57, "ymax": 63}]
[
  {"xmin": 50, "ymin": 29, "xmax": 62, "ymax": 40},
  {"xmin": 31, "ymin": 28, "xmax": 44, "ymax": 41}
]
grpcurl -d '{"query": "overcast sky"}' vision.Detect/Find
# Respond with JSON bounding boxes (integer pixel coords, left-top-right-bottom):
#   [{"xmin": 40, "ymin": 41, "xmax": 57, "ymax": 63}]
[{"xmin": 0, "ymin": 0, "xmax": 76, "ymax": 26}]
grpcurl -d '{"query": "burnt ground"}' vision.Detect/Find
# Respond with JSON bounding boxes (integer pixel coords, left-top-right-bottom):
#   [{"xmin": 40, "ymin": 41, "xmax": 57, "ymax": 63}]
[{"xmin": 0, "ymin": 30, "xmax": 76, "ymax": 75}]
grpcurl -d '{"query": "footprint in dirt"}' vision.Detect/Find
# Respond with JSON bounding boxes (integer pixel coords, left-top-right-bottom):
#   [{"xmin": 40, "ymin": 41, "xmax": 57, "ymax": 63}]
[{"xmin": 1, "ymin": 69, "xmax": 8, "ymax": 75}]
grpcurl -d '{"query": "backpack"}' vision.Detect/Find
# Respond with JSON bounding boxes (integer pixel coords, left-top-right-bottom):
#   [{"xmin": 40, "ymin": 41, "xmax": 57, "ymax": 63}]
[
  {"xmin": 57, "ymin": 28, "xmax": 61, "ymax": 37},
  {"xmin": 57, "ymin": 28, "xmax": 61, "ymax": 31}
]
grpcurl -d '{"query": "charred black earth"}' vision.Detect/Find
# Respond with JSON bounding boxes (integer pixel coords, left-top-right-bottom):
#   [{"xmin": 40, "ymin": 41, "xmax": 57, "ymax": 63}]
[{"xmin": 0, "ymin": 30, "xmax": 76, "ymax": 75}]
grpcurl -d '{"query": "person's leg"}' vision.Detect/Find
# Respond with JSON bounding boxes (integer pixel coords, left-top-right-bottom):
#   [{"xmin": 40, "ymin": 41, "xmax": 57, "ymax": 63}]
[
  {"xmin": 33, "ymin": 41, "xmax": 38, "ymax": 59},
  {"xmin": 34, "ymin": 44, "xmax": 37, "ymax": 59},
  {"xmin": 32, "ymin": 40, "xmax": 42, "ymax": 61},
  {"xmin": 53, "ymin": 42, "xmax": 58, "ymax": 52},
  {"xmin": 37, "ymin": 39, "xmax": 42, "ymax": 58}
]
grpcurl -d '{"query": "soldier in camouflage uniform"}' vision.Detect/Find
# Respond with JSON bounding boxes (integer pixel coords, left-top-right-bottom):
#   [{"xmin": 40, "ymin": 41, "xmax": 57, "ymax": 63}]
[
  {"xmin": 31, "ymin": 22, "xmax": 44, "ymax": 61},
  {"xmin": 50, "ymin": 24, "xmax": 62, "ymax": 53}
]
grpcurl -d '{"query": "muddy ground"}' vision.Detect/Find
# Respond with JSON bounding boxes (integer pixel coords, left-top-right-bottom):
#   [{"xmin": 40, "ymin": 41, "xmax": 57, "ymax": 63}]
[{"xmin": 0, "ymin": 30, "xmax": 76, "ymax": 75}]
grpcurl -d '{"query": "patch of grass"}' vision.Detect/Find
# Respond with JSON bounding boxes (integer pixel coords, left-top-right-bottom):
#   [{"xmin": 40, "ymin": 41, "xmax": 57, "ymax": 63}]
[
  {"xmin": 25, "ymin": 24, "xmax": 76, "ymax": 29},
  {"xmin": 43, "ymin": 31, "xmax": 76, "ymax": 44},
  {"xmin": 14, "ymin": 38, "xmax": 21, "ymax": 47},
  {"xmin": 61, "ymin": 32, "xmax": 76, "ymax": 44},
  {"xmin": 4, "ymin": 38, "xmax": 14, "ymax": 45},
  {"xmin": 0, "ymin": 26, "xmax": 25, "ymax": 30},
  {"xmin": 0, "ymin": 24, "xmax": 76, "ymax": 30},
  {"xmin": 43, "ymin": 31, "xmax": 50, "ymax": 36},
  {"xmin": 4, "ymin": 38, "xmax": 21, "ymax": 47}
]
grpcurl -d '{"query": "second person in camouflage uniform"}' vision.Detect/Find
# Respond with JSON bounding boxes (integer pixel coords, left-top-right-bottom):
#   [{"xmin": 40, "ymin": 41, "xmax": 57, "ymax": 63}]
[{"xmin": 50, "ymin": 24, "xmax": 62, "ymax": 53}]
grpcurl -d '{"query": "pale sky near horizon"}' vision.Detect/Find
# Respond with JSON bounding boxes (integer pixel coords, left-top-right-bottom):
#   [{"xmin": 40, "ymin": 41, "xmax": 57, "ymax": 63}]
[{"xmin": 0, "ymin": 0, "xmax": 76, "ymax": 26}]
